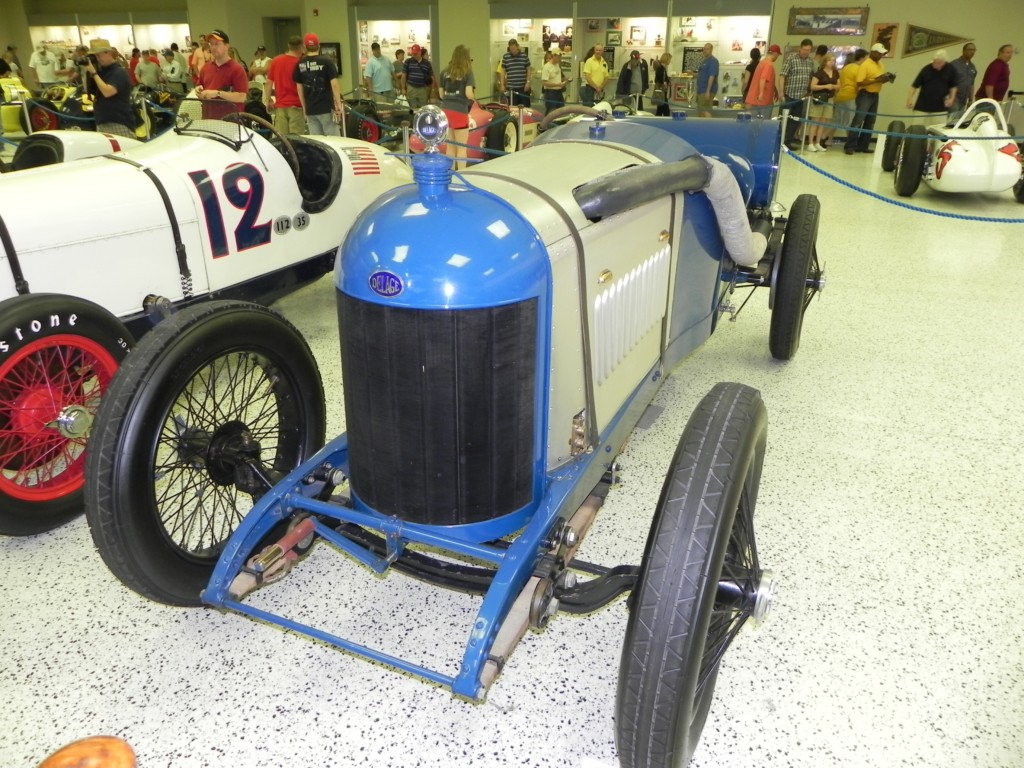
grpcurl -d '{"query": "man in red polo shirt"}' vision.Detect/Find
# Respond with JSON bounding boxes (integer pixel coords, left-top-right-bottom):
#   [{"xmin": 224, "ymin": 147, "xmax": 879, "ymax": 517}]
[
  {"xmin": 196, "ymin": 28, "xmax": 247, "ymax": 119},
  {"xmin": 266, "ymin": 36, "xmax": 305, "ymax": 134}
]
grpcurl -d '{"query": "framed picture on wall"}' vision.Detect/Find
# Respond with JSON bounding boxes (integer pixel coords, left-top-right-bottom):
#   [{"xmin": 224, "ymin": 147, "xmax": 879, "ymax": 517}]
[
  {"xmin": 871, "ymin": 23, "xmax": 898, "ymax": 57},
  {"xmin": 606, "ymin": 31, "xmax": 622, "ymax": 47},
  {"xmin": 787, "ymin": 7, "xmax": 869, "ymax": 36},
  {"xmin": 630, "ymin": 26, "xmax": 647, "ymax": 45},
  {"xmin": 587, "ymin": 19, "xmax": 601, "ymax": 32},
  {"xmin": 320, "ymin": 42, "xmax": 341, "ymax": 75},
  {"xmin": 607, "ymin": 18, "xmax": 621, "ymax": 30}
]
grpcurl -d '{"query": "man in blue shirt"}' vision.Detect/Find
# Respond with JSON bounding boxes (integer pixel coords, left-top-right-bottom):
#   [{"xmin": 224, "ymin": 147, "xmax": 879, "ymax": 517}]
[
  {"xmin": 402, "ymin": 44, "xmax": 435, "ymax": 109},
  {"xmin": 363, "ymin": 42, "xmax": 395, "ymax": 101},
  {"xmin": 696, "ymin": 43, "xmax": 719, "ymax": 117},
  {"xmin": 501, "ymin": 39, "xmax": 532, "ymax": 107}
]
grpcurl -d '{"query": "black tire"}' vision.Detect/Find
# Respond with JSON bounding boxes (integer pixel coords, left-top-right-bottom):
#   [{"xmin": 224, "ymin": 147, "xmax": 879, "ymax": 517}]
[
  {"xmin": 0, "ymin": 294, "xmax": 133, "ymax": 536},
  {"xmin": 769, "ymin": 194, "xmax": 821, "ymax": 360},
  {"xmin": 616, "ymin": 383, "xmax": 769, "ymax": 768},
  {"xmin": 1014, "ymin": 174, "xmax": 1024, "ymax": 203},
  {"xmin": 894, "ymin": 125, "xmax": 927, "ymax": 197},
  {"xmin": 84, "ymin": 301, "xmax": 326, "ymax": 605},
  {"xmin": 881, "ymin": 119, "xmax": 904, "ymax": 172},
  {"xmin": 485, "ymin": 114, "xmax": 519, "ymax": 156}
]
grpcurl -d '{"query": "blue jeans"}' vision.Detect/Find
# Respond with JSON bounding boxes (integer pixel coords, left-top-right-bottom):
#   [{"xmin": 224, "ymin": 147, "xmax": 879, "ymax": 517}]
[{"xmin": 848, "ymin": 91, "xmax": 879, "ymax": 151}]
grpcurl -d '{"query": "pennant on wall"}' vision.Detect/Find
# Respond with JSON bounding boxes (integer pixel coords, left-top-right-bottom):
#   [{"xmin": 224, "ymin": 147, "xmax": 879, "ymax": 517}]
[{"xmin": 903, "ymin": 25, "xmax": 971, "ymax": 57}]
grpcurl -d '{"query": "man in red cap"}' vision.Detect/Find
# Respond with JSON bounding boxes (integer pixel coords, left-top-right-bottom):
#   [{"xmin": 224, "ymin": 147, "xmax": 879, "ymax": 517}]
[
  {"xmin": 402, "ymin": 43, "xmax": 435, "ymax": 108},
  {"xmin": 744, "ymin": 44, "xmax": 781, "ymax": 109},
  {"xmin": 196, "ymin": 28, "xmax": 247, "ymax": 118},
  {"xmin": 294, "ymin": 32, "xmax": 342, "ymax": 135}
]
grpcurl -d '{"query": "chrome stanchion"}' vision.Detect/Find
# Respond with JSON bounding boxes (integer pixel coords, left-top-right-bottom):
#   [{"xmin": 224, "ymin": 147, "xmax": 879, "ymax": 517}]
[
  {"xmin": 402, "ymin": 122, "xmax": 411, "ymax": 164},
  {"xmin": 340, "ymin": 101, "xmax": 348, "ymax": 138}
]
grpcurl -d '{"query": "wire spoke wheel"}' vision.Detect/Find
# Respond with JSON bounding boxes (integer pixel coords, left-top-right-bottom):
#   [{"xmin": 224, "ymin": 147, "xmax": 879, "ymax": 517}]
[
  {"xmin": 0, "ymin": 295, "xmax": 131, "ymax": 536},
  {"xmin": 85, "ymin": 301, "xmax": 325, "ymax": 605},
  {"xmin": 616, "ymin": 382, "xmax": 770, "ymax": 768}
]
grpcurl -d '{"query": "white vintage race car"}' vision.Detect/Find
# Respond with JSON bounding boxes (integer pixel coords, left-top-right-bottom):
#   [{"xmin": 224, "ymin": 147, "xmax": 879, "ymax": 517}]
[
  {"xmin": 887, "ymin": 98, "xmax": 1024, "ymax": 200},
  {"xmin": 0, "ymin": 114, "xmax": 412, "ymax": 536}
]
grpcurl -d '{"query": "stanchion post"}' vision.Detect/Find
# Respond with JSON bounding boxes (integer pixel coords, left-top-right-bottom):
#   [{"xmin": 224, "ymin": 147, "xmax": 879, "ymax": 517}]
[
  {"xmin": 340, "ymin": 101, "xmax": 348, "ymax": 138},
  {"xmin": 402, "ymin": 122, "xmax": 411, "ymax": 163}
]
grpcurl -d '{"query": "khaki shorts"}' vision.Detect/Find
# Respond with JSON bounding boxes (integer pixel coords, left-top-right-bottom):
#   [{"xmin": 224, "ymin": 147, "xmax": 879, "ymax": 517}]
[
  {"xmin": 697, "ymin": 94, "xmax": 715, "ymax": 110},
  {"xmin": 809, "ymin": 101, "xmax": 834, "ymax": 119},
  {"xmin": 272, "ymin": 106, "xmax": 306, "ymax": 135}
]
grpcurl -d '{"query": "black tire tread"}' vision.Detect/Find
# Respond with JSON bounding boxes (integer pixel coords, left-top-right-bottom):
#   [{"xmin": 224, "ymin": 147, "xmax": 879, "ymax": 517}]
[
  {"xmin": 768, "ymin": 194, "xmax": 819, "ymax": 360},
  {"xmin": 881, "ymin": 119, "xmax": 904, "ymax": 172},
  {"xmin": 616, "ymin": 382, "xmax": 767, "ymax": 768},
  {"xmin": 894, "ymin": 125, "xmax": 927, "ymax": 197}
]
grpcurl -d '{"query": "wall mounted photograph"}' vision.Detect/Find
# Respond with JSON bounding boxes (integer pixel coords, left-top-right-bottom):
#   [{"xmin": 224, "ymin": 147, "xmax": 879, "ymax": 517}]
[
  {"xmin": 630, "ymin": 26, "xmax": 647, "ymax": 45},
  {"xmin": 787, "ymin": 7, "xmax": 869, "ymax": 36},
  {"xmin": 319, "ymin": 42, "xmax": 341, "ymax": 75},
  {"xmin": 606, "ymin": 31, "xmax": 622, "ymax": 47},
  {"xmin": 871, "ymin": 23, "xmax": 898, "ymax": 57}
]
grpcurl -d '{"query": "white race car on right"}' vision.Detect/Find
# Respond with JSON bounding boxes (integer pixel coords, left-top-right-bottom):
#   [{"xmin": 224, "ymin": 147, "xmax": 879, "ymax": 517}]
[{"xmin": 884, "ymin": 98, "xmax": 1024, "ymax": 201}]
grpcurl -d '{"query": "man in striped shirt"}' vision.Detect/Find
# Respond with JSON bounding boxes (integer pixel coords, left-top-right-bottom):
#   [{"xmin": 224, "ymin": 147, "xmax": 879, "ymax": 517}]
[{"xmin": 501, "ymin": 39, "xmax": 532, "ymax": 107}]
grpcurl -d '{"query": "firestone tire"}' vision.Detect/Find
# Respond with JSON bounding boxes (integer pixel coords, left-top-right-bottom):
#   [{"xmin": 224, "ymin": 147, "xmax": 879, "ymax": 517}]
[
  {"xmin": 894, "ymin": 125, "xmax": 927, "ymax": 197},
  {"xmin": 769, "ymin": 194, "xmax": 820, "ymax": 360},
  {"xmin": 84, "ymin": 300, "xmax": 326, "ymax": 606},
  {"xmin": 1014, "ymin": 174, "xmax": 1024, "ymax": 203},
  {"xmin": 0, "ymin": 294, "xmax": 132, "ymax": 536},
  {"xmin": 616, "ymin": 382, "xmax": 769, "ymax": 768},
  {"xmin": 881, "ymin": 119, "xmax": 905, "ymax": 172}
]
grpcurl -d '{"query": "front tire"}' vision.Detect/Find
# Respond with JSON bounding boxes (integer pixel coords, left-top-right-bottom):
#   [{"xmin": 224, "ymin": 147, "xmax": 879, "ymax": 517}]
[
  {"xmin": 85, "ymin": 301, "xmax": 325, "ymax": 605},
  {"xmin": 0, "ymin": 294, "xmax": 132, "ymax": 536},
  {"xmin": 894, "ymin": 125, "xmax": 927, "ymax": 197},
  {"xmin": 881, "ymin": 119, "xmax": 904, "ymax": 172},
  {"xmin": 769, "ymin": 194, "xmax": 821, "ymax": 360},
  {"xmin": 616, "ymin": 383, "xmax": 769, "ymax": 768}
]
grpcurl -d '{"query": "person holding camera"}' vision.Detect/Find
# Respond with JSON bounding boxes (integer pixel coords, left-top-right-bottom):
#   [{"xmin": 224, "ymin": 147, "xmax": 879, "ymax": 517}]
[
  {"xmin": 81, "ymin": 38, "xmax": 135, "ymax": 138},
  {"xmin": 845, "ymin": 42, "xmax": 894, "ymax": 154}
]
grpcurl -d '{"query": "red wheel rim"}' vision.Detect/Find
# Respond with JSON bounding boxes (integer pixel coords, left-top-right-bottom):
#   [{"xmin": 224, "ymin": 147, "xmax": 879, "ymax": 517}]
[
  {"xmin": 360, "ymin": 120, "xmax": 381, "ymax": 144},
  {"xmin": 0, "ymin": 334, "xmax": 119, "ymax": 502},
  {"xmin": 30, "ymin": 106, "xmax": 58, "ymax": 131}
]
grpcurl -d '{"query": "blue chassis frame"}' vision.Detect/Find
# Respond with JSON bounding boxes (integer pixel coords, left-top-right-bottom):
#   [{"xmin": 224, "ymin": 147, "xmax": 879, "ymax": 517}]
[{"xmin": 202, "ymin": 361, "xmax": 665, "ymax": 701}]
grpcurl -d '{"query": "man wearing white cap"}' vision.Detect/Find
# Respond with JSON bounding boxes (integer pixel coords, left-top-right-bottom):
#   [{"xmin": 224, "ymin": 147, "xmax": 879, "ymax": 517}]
[
  {"xmin": 81, "ymin": 38, "xmax": 135, "ymax": 137},
  {"xmin": 906, "ymin": 49, "xmax": 957, "ymax": 116},
  {"xmin": 845, "ymin": 41, "xmax": 894, "ymax": 153}
]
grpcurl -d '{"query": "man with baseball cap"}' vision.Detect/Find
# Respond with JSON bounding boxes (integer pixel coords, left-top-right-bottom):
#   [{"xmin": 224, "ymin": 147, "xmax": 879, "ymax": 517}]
[
  {"xmin": 81, "ymin": 38, "xmax": 135, "ymax": 137},
  {"xmin": 294, "ymin": 33, "xmax": 342, "ymax": 135},
  {"xmin": 197, "ymin": 29, "xmax": 248, "ymax": 118},
  {"xmin": 616, "ymin": 50, "xmax": 649, "ymax": 111},
  {"xmin": 744, "ymin": 44, "xmax": 782, "ymax": 110},
  {"xmin": 402, "ymin": 44, "xmax": 435, "ymax": 109},
  {"xmin": 266, "ymin": 36, "xmax": 305, "ymax": 134},
  {"xmin": 250, "ymin": 44, "xmax": 271, "ymax": 87},
  {"xmin": 501, "ymin": 38, "xmax": 532, "ymax": 106},
  {"xmin": 363, "ymin": 41, "xmax": 395, "ymax": 102},
  {"xmin": 160, "ymin": 48, "xmax": 187, "ymax": 93},
  {"xmin": 846, "ymin": 41, "xmax": 893, "ymax": 153}
]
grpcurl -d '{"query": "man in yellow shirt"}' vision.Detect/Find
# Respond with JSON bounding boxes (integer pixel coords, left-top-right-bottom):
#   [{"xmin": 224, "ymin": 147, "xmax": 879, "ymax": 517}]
[
  {"xmin": 846, "ymin": 42, "xmax": 894, "ymax": 153},
  {"xmin": 581, "ymin": 44, "xmax": 609, "ymax": 106},
  {"xmin": 833, "ymin": 49, "xmax": 866, "ymax": 148}
]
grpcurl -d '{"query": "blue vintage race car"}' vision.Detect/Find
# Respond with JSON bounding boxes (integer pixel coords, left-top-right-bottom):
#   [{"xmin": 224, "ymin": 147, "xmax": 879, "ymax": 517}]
[{"xmin": 84, "ymin": 107, "xmax": 823, "ymax": 768}]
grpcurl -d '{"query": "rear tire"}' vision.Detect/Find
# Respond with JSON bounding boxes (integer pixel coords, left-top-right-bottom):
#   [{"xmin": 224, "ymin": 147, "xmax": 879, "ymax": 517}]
[
  {"xmin": 769, "ymin": 194, "xmax": 821, "ymax": 360},
  {"xmin": 616, "ymin": 382, "xmax": 769, "ymax": 768},
  {"xmin": 881, "ymin": 119, "xmax": 904, "ymax": 172},
  {"xmin": 0, "ymin": 294, "xmax": 132, "ymax": 536},
  {"xmin": 85, "ymin": 301, "xmax": 325, "ymax": 605},
  {"xmin": 894, "ymin": 125, "xmax": 927, "ymax": 197}
]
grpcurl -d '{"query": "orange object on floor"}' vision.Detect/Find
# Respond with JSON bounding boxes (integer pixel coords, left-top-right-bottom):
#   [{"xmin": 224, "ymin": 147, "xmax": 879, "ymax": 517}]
[{"xmin": 36, "ymin": 736, "xmax": 135, "ymax": 768}]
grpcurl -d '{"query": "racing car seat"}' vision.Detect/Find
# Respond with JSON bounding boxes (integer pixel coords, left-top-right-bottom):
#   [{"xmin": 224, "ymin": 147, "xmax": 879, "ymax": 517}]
[
  {"xmin": 290, "ymin": 137, "xmax": 343, "ymax": 214},
  {"xmin": 9, "ymin": 133, "xmax": 63, "ymax": 170}
]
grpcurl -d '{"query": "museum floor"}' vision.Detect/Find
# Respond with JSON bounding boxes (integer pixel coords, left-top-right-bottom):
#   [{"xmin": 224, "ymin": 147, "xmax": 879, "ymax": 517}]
[{"xmin": 2, "ymin": 147, "xmax": 1022, "ymax": 768}]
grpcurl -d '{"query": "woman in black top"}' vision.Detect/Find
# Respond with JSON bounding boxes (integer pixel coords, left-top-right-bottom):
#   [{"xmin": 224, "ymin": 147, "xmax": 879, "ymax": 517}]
[{"xmin": 439, "ymin": 45, "xmax": 476, "ymax": 169}]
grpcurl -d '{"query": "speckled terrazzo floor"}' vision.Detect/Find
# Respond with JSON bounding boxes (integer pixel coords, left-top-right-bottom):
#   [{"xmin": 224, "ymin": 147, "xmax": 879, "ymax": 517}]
[{"xmin": 3, "ymin": 146, "xmax": 1024, "ymax": 768}]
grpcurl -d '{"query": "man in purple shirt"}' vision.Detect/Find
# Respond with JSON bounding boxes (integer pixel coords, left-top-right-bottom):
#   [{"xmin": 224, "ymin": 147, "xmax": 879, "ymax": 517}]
[{"xmin": 975, "ymin": 44, "xmax": 1013, "ymax": 101}]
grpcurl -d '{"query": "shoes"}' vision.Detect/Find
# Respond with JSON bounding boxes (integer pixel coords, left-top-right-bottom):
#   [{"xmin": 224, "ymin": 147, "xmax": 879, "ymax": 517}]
[
  {"xmin": 806, "ymin": 143, "xmax": 819, "ymax": 152},
  {"xmin": 817, "ymin": 144, "xmax": 828, "ymax": 152},
  {"xmin": 844, "ymin": 147, "xmax": 855, "ymax": 155},
  {"xmin": 857, "ymin": 148, "xmax": 873, "ymax": 153}
]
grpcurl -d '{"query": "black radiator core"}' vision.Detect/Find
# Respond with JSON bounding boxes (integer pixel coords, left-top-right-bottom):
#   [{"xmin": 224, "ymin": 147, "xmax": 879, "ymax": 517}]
[{"xmin": 338, "ymin": 294, "xmax": 538, "ymax": 526}]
